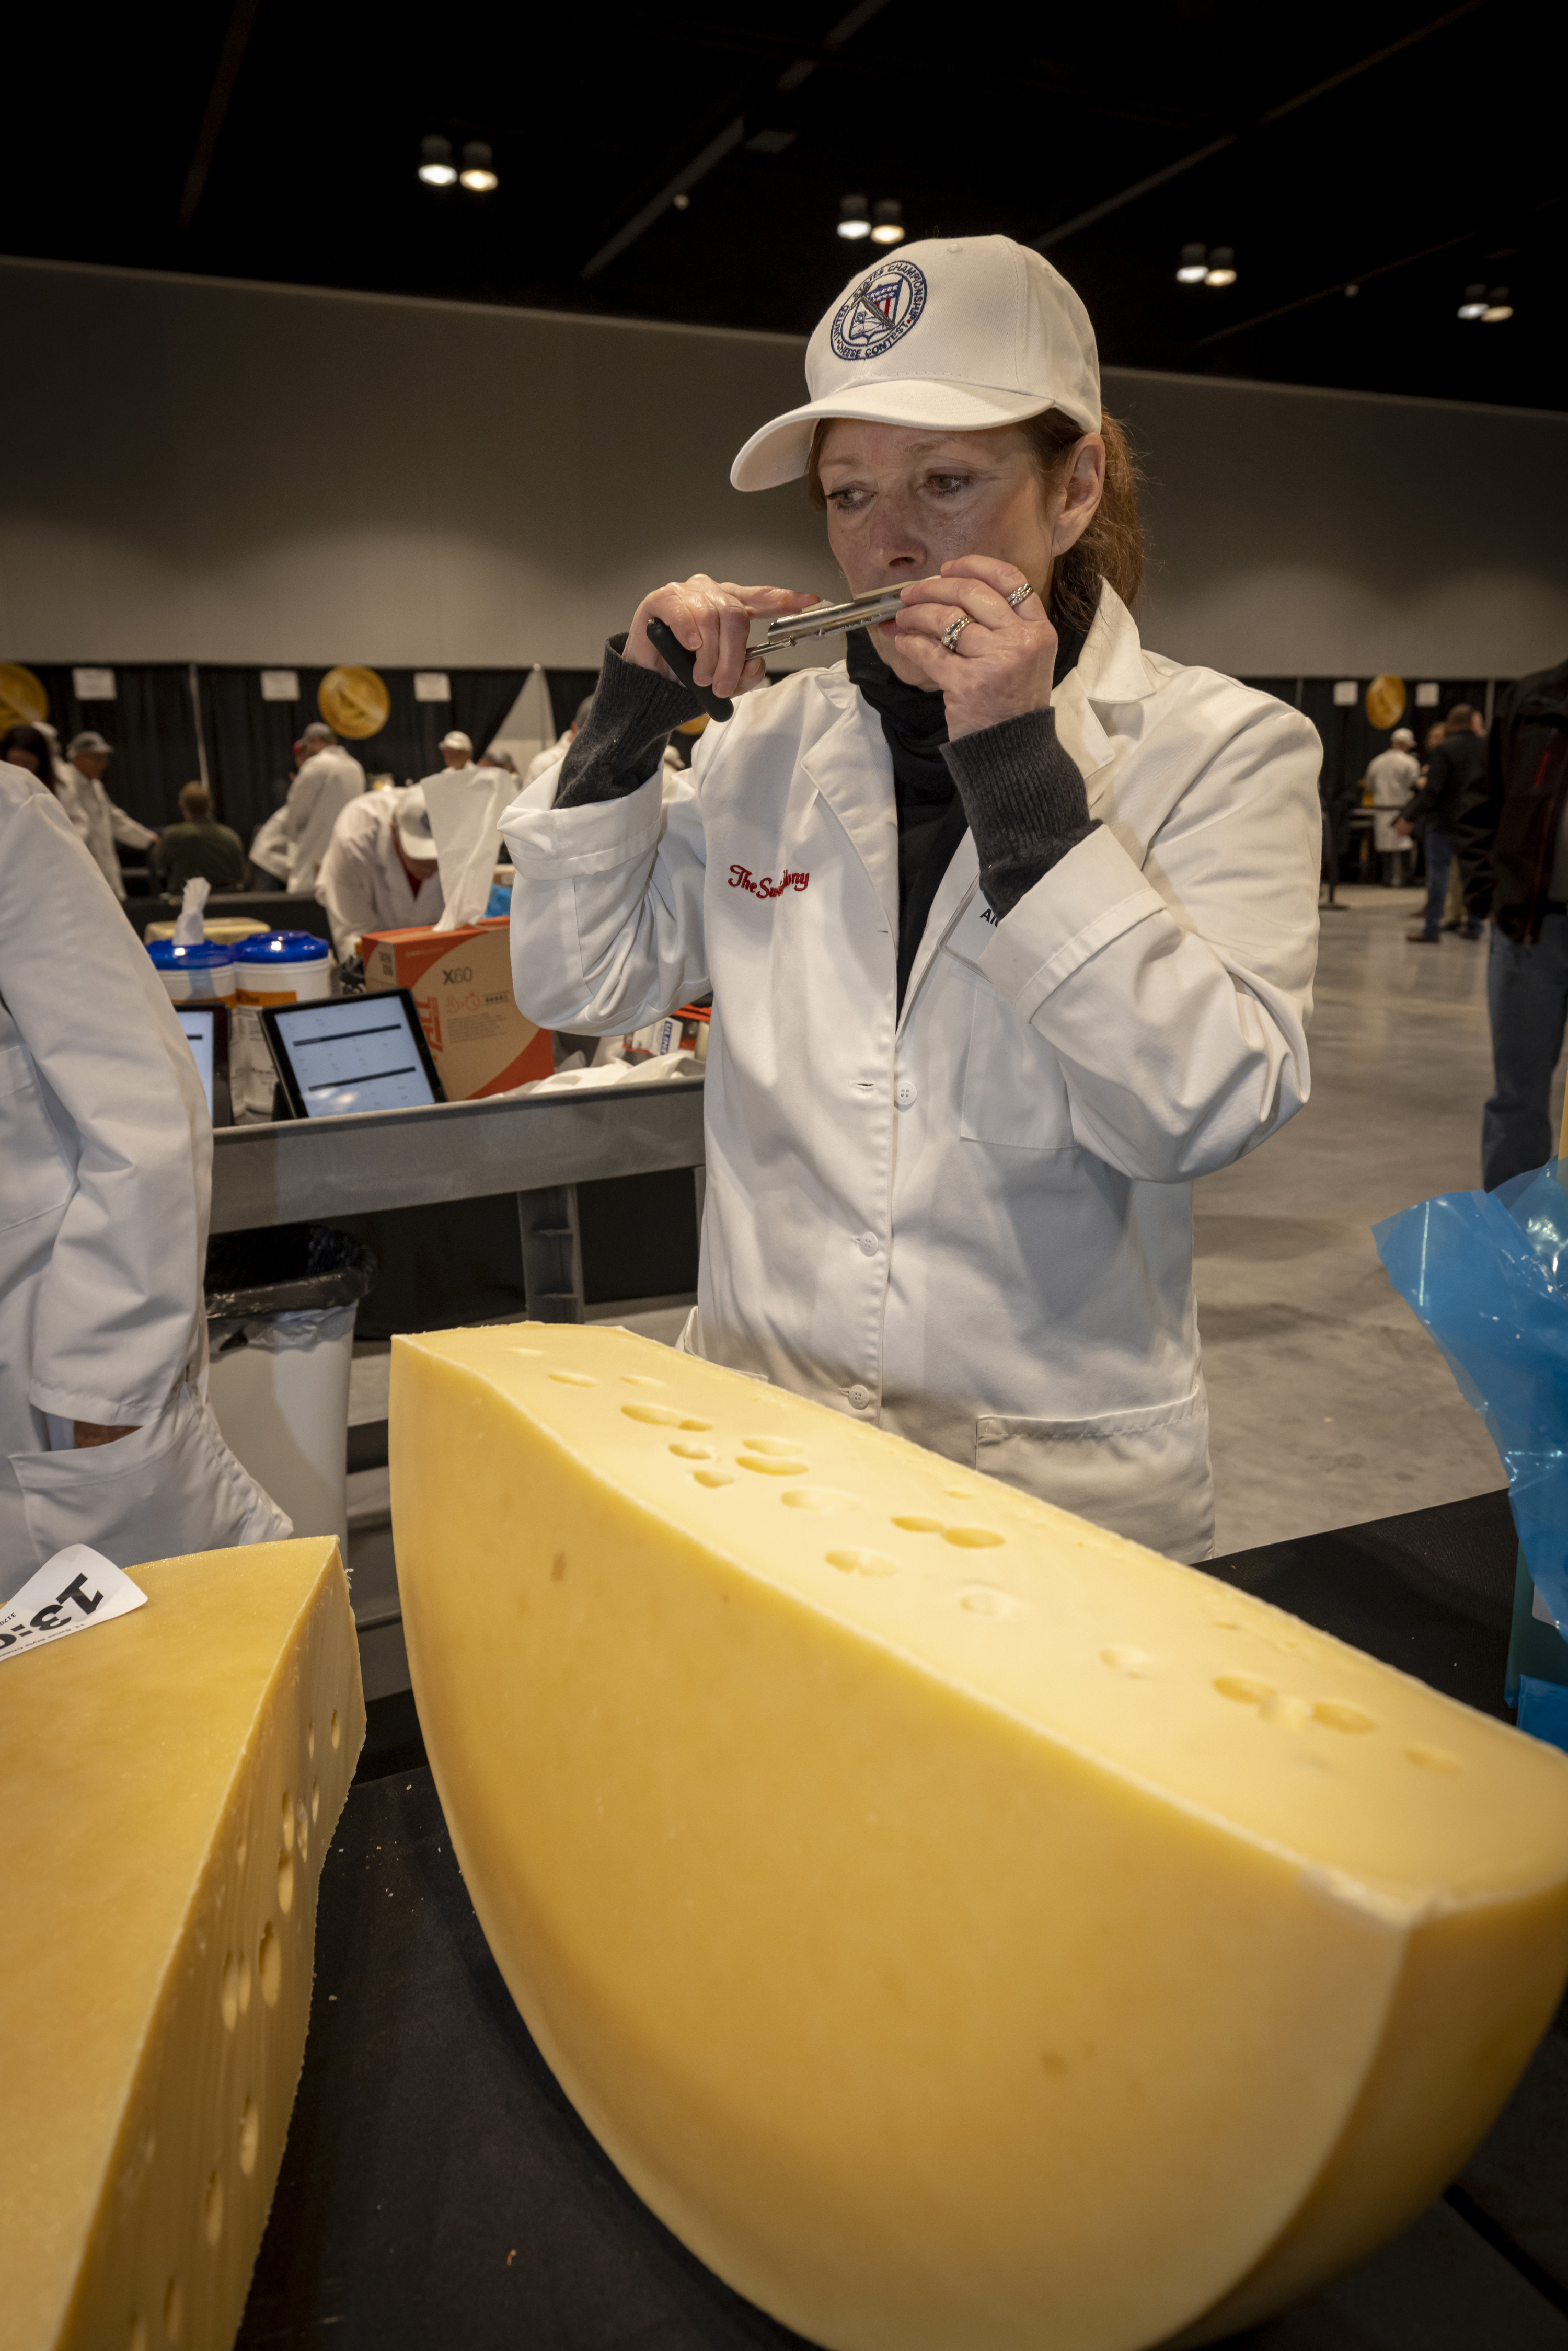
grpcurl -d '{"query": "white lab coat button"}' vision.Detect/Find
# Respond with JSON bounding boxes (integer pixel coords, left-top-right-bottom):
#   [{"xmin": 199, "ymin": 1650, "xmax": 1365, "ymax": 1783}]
[
  {"xmin": 856, "ymin": 1233, "xmax": 878, "ymax": 1256},
  {"xmin": 847, "ymin": 1385, "xmax": 873, "ymax": 1410},
  {"xmin": 895, "ymin": 1078, "xmax": 917, "ymax": 1108}
]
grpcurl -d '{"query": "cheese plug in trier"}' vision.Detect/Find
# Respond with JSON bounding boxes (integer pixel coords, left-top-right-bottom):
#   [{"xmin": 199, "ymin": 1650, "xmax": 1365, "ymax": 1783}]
[
  {"xmin": 391, "ymin": 1326, "xmax": 1568, "ymax": 2351},
  {"xmin": 0, "ymin": 1538, "xmax": 363, "ymax": 2351}
]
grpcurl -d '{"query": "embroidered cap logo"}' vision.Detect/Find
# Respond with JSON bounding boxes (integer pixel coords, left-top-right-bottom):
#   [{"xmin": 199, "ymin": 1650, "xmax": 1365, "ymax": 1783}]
[{"xmin": 829, "ymin": 260, "xmax": 928, "ymax": 364}]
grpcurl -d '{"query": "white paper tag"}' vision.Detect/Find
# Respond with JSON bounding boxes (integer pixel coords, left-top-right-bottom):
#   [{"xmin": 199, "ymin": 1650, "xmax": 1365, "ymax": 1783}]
[{"xmin": 0, "ymin": 1546, "xmax": 147, "ymax": 1664}]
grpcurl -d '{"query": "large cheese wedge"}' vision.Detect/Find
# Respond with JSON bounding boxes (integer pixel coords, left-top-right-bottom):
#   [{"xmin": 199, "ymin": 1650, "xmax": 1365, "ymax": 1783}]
[
  {"xmin": 0, "ymin": 1538, "xmax": 363, "ymax": 2351},
  {"xmin": 391, "ymin": 1324, "xmax": 1568, "ymax": 2351}
]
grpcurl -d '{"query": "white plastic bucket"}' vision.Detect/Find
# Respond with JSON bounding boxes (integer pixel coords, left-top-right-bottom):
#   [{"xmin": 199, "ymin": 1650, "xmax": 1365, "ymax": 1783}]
[
  {"xmin": 146, "ymin": 940, "xmax": 237, "ymax": 1007},
  {"xmin": 234, "ymin": 930, "xmax": 333, "ymax": 1006}
]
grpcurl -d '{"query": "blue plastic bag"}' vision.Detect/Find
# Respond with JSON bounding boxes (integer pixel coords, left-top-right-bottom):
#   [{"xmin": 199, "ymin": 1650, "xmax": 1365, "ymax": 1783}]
[{"xmin": 1374, "ymin": 1160, "xmax": 1568, "ymax": 1638}]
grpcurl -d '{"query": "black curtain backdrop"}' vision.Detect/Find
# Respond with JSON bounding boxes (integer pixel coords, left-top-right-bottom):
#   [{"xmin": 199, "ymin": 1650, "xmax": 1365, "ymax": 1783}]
[
  {"xmin": 196, "ymin": 667, "xmax": 528, "ymax": 847},
  {"xmin": 26, "ymin": 662, "xmax": 200, "ymax": 831},
  {"xmin": 546, "ymin": 668, "xmax": 602, "ymax": 736}
]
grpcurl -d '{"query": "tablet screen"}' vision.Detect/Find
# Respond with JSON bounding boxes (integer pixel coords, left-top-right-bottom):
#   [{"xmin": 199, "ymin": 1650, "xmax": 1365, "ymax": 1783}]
[
  {"xmin": 176, "ymin": 1007, "xmax": 216, "ymax": 1120},
  {"xmin": 268, "ymin": 994, "xmax": 442, "ymax": 1117}
]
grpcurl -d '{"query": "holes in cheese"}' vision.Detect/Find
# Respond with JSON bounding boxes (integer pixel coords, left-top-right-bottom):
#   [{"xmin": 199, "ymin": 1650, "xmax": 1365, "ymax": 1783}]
[
  {"xmin": 958, "ymin": 1584, "xmax": 1021, "ymax": 1618},
  {"xmin": 0, "ymin": 1538, "xmax": 361, "ymax": 2351},
  {"xmin": 736, "ymin": 1455, "xmax": 808, "ymax": 1476},
  {"xmin": 258, "ymin": 1919, "xmax": 282, "ymax": 2008},
  {"xmin": 389, "ymin": 1323, "xmax": 1568, "ymax": 2351},
  {"xmin": 669, "ymin": 1442, "xmax": 715, "ymax": 1460},
  {"xmin": 624, "ymin": 1374, "xmax": 665, "ymax": 1388},
  {"xmin": 623, "ymin": 1403, "xmax": 711, "ymax": 1430},
  {"xmin": 550, "ymin": 1370, "xmax": 597, "ymax": 1386},
  {"xmin": 311, "ymin": 1778, "xmax": 320, "ymax": 1822},
  {"xmin": 826, "ymin": 1548, "xmax": 897, "ymax": 1577},
  {"xmin": 780, "ymin": 1489, "xmax": 859, "ymax": 1513}
]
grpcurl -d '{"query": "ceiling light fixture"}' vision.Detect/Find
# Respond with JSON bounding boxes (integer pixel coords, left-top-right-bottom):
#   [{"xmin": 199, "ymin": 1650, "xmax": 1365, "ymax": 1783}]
[
  {"xmin": 1457, "ymin": 282, "xmax": 1488, "ymax": 320},
  {"xmin": 1175, "ymin": 243, "xmax": 1208, "ymax": 284},
  {"xmin": 418, "ymin": 135, "xmax": 456, "ymax": 188},
  {"xmin": 672, "ymin": 192, "xmax": 691, "ymax": 211},
  {"xmin": 459, "ymin": 141, "xmax": 498, "ymax": 193},
  {"xmin": 837, "ymin": 193, "xmax": 871, "ymax": 241},
  {"xmin": 871, "ymin": 199, "xmax": 904, "ymax": 247},
  {"xmin": 1482, "ymin": 287, "xmax": 1513, "ymax": 323},
  {"xmin": 1204, "ymin": 246, "xmax": 1237, "ymax": 288}
]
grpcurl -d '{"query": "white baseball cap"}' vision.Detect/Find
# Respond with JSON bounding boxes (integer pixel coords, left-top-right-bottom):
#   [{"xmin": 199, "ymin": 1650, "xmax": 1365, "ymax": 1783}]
[
  {"xmin": 731, "ymin": 235, "xmax": 1101, "ymax": 493},
  {"xmin": 394, "ymin": 785, "xmax": 436, "ymax": 860},
  {"xmin": 1392, "ymin": 727, "xmax": 1416, "ymax": 748},
  {"xmin": 439, "ymin": 729, "xmax": 472, "ymax": 754}
]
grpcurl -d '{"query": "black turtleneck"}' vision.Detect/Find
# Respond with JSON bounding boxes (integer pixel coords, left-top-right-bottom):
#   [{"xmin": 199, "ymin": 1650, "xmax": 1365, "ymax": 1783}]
[{"xmin": 846, "ymin": 613, "xmax": 1096, "ymax": 1005}]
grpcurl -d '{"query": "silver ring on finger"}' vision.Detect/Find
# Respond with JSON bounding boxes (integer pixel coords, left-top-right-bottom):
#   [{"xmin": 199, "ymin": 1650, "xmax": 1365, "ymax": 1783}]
[
  {"xmin": 1006, "ymin": 580, "xmax": 1037, "ymax": 610},
  {"xmin": 941, "ymin": 614, "xmax": 970, "ymax": 653}
]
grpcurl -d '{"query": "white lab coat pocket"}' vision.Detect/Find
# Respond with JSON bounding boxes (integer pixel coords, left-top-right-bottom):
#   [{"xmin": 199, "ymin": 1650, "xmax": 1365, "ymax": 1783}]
[
  {"xmin": 957, "ymin": 983, "xmax": 1074, "ymax": 1154},
  {"xmin": 0, "ymin": 1038, "xmax": 74, "ymax": 1230},
  {"xmin": 9, "ymin": 1386, "xmax": 292, "ymax": 1575},
  {"xmin": 975, "ymin": 1386, "xmax": 1213, "ymax": 1562}
]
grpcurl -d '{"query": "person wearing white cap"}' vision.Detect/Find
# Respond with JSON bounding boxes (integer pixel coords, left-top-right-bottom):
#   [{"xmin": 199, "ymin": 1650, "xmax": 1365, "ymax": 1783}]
[
  {"xmin": 503, "ymin": 236, "xmax": 1322, "ymax": 1560},
  {"xmin": 1367, "ymin": 726, "xmax": 1421, "ymax": 886},
  {"xmin": 316, "ymin": 784, "xmax": 444, "ymax": 960},
  {"xmin": 56, "ymin": 730, "xmax": 159, "ymax": 900},
  {"xmin": 282, "ymin": 719, "xmax": 366, "ymax": 896}
]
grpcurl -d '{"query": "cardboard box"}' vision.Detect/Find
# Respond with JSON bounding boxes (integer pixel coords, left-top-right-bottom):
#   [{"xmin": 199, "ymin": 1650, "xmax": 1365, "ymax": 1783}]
[{"xmin": 361, "ymin": 918, "xmax": 553, "ymax": 1101}]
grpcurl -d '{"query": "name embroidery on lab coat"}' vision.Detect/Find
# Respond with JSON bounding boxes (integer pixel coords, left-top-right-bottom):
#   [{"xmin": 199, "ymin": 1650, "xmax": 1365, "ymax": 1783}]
[{"xmin": 728, "ymin": 865, "xmax": 810, "ymax": 901}]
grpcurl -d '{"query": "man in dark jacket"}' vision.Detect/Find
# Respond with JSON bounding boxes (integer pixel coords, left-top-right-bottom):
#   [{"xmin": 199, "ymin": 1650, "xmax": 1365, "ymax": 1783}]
[
  {"xmin": 148, "ymin": 783, "xmax": 248, "ymax": 894},
  {"xmin": 1399, "ymin": 705, "xmax": 1488, "ymax": 943},
  {"xmin": 1454, "ymin": 660, "xmax": 1568, "ymax": 1185}
]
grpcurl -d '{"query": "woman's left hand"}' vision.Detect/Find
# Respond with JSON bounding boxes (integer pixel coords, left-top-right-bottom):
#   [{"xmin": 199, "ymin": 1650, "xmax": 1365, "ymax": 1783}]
[{"xmin": 892, "ymin": 556, "xmax": 1057, "ymax": 741}]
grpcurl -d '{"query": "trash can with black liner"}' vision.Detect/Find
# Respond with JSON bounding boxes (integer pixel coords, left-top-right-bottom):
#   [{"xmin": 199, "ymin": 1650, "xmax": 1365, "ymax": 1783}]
[{"xmin": 204, "ymin": 1224, "xmax": 377, "ymax": 1559}]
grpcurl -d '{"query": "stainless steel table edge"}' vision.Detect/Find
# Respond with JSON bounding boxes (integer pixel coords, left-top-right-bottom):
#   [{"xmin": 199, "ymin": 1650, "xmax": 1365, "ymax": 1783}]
[{"xmin": 210, "ymin": 1077, "xmax": 706, "ymax": 1233}]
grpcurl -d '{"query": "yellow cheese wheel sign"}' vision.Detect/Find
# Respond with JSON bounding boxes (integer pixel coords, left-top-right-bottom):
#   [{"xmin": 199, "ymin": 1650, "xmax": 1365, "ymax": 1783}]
[
  {"xmin": 0, "ymin": 662, "xmax": 49, "ymax": 735},
  {"xmin": 1365, "ymin": 674, "xmax": 1407, "ymax": 730},
  {"xmin": 318, "ymin": 665, "xmax": 390, "ymax": 740}
]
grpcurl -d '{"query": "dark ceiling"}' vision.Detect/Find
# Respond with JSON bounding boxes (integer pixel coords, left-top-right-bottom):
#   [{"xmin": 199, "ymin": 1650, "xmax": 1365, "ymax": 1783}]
[{"xmin": 6, "ymin": 0, "xmax": 1560, "ymax": 410}]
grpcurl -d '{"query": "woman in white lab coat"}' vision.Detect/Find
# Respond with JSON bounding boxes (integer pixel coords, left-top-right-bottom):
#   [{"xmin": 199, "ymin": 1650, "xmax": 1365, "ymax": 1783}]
[
  {"xmin": 504, "ymin": 237, "xmax": 1321, "ymax": 1560},
  {"xmin": 0, "ymin": 764, "xmax": 289, "ymax": 1594}
]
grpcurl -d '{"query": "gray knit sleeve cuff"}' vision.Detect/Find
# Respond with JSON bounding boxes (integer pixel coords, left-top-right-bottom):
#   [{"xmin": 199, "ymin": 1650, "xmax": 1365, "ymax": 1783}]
[
  {"xmin": 941, "ymin": 705, "xmax": 1097, "ymax": 918},
  {"xmin": 554, "ymin": 634, "xmax": 701, "ymax": 808}
]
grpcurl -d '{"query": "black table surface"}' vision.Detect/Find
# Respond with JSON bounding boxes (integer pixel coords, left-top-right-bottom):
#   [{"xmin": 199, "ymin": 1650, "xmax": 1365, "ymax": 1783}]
[{"xmin": 238, "ymin": 1487, "xmax": 1568, "ymax": 2350}]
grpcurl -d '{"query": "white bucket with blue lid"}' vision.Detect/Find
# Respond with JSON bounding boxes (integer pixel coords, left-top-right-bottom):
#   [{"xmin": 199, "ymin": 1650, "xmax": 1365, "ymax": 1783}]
[
  {"xmin": 234, "ymin": 930, "xmax": 333, "ymax": 1005},
  {"xmin": 146, "ymin": 938, "xmax": 237, "ymax": 1006}
]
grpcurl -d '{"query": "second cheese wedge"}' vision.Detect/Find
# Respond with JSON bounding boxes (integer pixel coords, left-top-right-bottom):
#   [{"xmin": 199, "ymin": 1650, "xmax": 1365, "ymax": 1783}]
[
  {"xmin": 390, "ymin": 1323, "xmax": 1568, "ymax": 2351},
  {"xmin": 0, "ymin": 1538, "xmax": 363, "ymax": 2351}
]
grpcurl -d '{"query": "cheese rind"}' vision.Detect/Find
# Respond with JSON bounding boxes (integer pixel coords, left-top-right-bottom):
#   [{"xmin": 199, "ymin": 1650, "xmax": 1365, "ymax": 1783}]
[
  {"xmin": 391, "ymin": 1324, "xmax": 1568, "ymax": 2351},
  {"xmin": 0, "ymin": 1538, "xmax": 364, "ymax": 2351}
]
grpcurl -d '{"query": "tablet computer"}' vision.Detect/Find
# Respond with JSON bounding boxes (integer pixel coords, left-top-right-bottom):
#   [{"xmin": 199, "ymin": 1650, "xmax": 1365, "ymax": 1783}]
[
  {"xmin": 175, "ymin": 1002, "xmax": 232, "ymax": 1126},
  {"xmin": 260, "ymin": 989, "xmax": 446, "ymax": 1118}
]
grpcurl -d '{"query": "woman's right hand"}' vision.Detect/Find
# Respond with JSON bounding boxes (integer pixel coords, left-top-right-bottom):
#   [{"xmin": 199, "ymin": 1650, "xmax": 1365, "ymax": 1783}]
[{"xmin": 626, "ymin": 575, "xmax": 823, "ymax": 702}]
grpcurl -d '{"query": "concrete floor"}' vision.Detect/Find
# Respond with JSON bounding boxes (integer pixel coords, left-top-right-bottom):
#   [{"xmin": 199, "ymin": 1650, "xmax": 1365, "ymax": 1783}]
[
  {"xmin": 1197, "ymin": 882, "xmax": 1553, "ymax": 1555},
  {"xmin": 347, "ymin": 881, "xmax": 1556, "ymax": 1696}
]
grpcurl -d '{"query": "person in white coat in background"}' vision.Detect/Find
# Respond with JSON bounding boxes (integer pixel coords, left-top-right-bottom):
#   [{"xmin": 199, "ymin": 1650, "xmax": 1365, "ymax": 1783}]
[
  {"xmin": 504, "ymin": 237, "xmax": 1321, "ymax": 1562},
  {"xmin": 0, "ymin": 762, "xmax": 290, "ymax": 1594},
  {"xmin": 317, "ymin": 784, "xmax": 444, "ymax": 960},
  {"xmin": 283, "ymin": 721, "xmax": 365, "ymax": 895},
  {"xmin": 55, "ymin": 730, "xmax": 159, "ymax": 899},
  {"xmin": 1367, "ymin": 725, "xmax": 1420, "ymax": 887}
]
